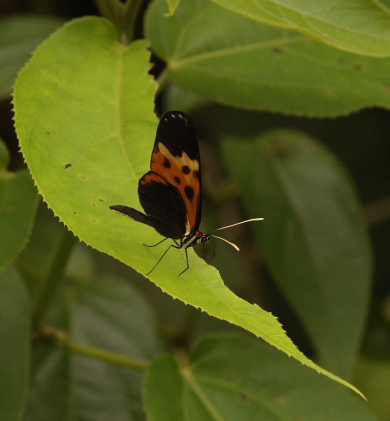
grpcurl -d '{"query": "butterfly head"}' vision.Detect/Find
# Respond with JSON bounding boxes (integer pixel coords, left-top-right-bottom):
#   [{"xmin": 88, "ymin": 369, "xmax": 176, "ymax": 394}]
[
  {"xmin": 182, "ymin": 230, "xmax": 210, "ymax": 249},
  {"xmin": 200, "ymin": 233, "xmax": 210, "ymax": 244}
]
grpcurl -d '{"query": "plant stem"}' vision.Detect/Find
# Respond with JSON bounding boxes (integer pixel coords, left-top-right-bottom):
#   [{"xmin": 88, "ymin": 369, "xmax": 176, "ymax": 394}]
[
  {"xmin": 44, "ymin": 327, "xmax": 149, "ymax": 371},
  {"xmin": 94, "ymin": 0, "xmax": 122, "ymax": 27},
  {"xmin": 155, "ymin": 67, "xmax": 169, "ymax": 97},
  {"xmin": 95, "ymin": 0, "xmax": 145, "ymax": 44},
  {"xmin": 33, "ymin": 229, "xmax": 77, "ymax": 330},
  {"xmin": 69, "ymin": 340, "xmax": 150, "ymax": 371},
  {"xmin": 120, "ymin": 0, "xmax": 145, "ymax": 43}
]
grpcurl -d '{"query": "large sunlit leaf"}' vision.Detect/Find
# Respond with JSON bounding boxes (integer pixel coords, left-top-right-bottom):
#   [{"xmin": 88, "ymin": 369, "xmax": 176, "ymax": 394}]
[
  {"xmin": 145, "ymin": 334, "xmax": 376, "ymax": 421},
  {"xmin": 13, "ymin": 17, "xmax": 361, "ymax": 393},
  {"xmin": 0, "ymin": 266, "xmax": 30, "ymax": 421},
  {"xmin": 0, "ymin": 139, "xmax": 39, "ymax": 272},
  {"xmin": 146, "ymin": 0, "xmax": 390, "ymax": 117},
  {"xmin": 223, "ymin": 129, "xmax": 372, "ymax": 378},
  {"xmin": 212, "ymin": 0, "xmax": 390, "ymax": 57}
]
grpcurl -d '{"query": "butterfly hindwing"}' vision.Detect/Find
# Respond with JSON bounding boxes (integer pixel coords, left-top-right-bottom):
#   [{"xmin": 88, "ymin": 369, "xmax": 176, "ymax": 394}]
[
  {"xmin": 149, "ymin": 111, "xmax": 202, "ymax": 235},
  {"xmin": 138, "ymin": 171, "xmax": 187, "ymax": 239}
]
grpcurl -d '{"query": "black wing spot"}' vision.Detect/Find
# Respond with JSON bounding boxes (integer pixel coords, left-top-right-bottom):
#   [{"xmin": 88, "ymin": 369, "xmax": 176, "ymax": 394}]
[
  {"xmin": 163, "ymin": 157, "xmax": 171, "ymax": 168},
  {"xmin": 184, "ymin": 186, "xmax": 194, "ymax": 201},
  {"xmin": 174, "ymin": 176, "xmax": 181, "ymax": 184},
  {"xmin": 182, "ymin": 165, "xmax": 190, "ymax": 174}
]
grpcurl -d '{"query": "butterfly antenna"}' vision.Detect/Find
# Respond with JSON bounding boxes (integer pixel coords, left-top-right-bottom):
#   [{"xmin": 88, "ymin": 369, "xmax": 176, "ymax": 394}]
[
  {"xmin": 211, "ymin": 218, "xmax": 264, "ymax": 233},
  {"xmin": 210, "ymin": 218, "xmax": 264, "ymax": 251},
  {"xmin": 211, "ymin": 235, "xmax": 240, "ymax": 251}
]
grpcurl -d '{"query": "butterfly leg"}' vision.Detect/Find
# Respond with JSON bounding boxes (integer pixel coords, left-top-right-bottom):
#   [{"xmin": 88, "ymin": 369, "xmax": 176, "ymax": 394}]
[
  {"xmin": 146, "ymin": 244, "xmax": 174, "ymax": 275},
  {"xmin": 178, "ymin": 246, "xmax": 190, "ymax": 276},
  {"xmin": 145, "ymin": 240, "xmax": 182, "ymax": 275},
  {"xmin": 144, "ymin": 237, "xmax": 169, "ymax": 248}
]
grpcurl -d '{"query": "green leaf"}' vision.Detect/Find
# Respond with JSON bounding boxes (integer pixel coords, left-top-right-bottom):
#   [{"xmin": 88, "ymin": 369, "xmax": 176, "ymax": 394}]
[
  {"xmin": 145, "ymin": 334, "xmax": 376, "ymax": 421},
  {"xmin": 0, "ymin": 138, "xmax": 9, "ymax": 170},
  {"xmin": 0, "ymin": 15, "xmax": 64, "ymax": 99},
  {"xmin": 145, "ymin": 356, "xmax": 183, "ymax": 421},
  {"xmin": 223, "ymin": 129, "xmax": 372, "ymax": 378},
  {"xmin": 0, "ymin": 139, "xmax": 39, "ymax": 272},
  {"xmin": 14, "ymin": 16, "xmax": 158, "ymax": 245},
  {"xmin": 212, "ymin": 0, "xmax": 390, "ymax": 57},
  {"xmin": 16, "ymin": 205, "xmax": 77, "ymax": 299},
  {"xmin": 71, "ymin": 273, "xmax": 163, "ymax": 421},
  {"xmin": 0, "ymin": 266, "xmax": 30, "ymax": 421},
  {"xmin": 25, "ymin": 293, "xmax": 72, "ymax": 421},
  {"xmin": 25, "ymin": 268, "xmax": 162, "ymax": 421},
  {"xmin": 26, "ymin": 345, "xmax": 71, "ymax": 421},
  {"xmin": 162, "ymin": 84, "xmax": 210, "ymax": 115},
  {"xmin": 146, "ymin": 0, "xmax": 390, "ymax": 117},
  {"xmin": 354, "ymin": 356, "xmax": 390, "ymax": 420},
  {"xmin": 13, "ymin": 17, "xmax": 361, "ymax": 394}
]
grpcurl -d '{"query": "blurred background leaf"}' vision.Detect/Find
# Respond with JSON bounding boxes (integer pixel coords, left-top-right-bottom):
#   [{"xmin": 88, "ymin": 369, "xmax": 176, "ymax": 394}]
[
  {"xmin": 24, "ymin": 244, "xmax": 163, "ymax": 421},
  {"xmin": 145, "ymin": 334, "xmax": 377, "ymax": 421},
  {"xmin": 0, "ymin": 139, "xmax": 38, "ymax": 272},
  {"xmin": 212, "ymin": 0, "xmax": 390, "ymax": 57},
  {"xmin": 146, "ymin": 0, "xmax": 390, "ymax": 116},
  {"xmin": 0, "ymin": 15, "xmax": 64, "ymax": 99},
  {"xmin": 223, "ymin": 129, "xmax": 372, "ymax": 379},
  {"xmin": 0, "ymin": 266, "xmax": 30, "ymax": 421}
]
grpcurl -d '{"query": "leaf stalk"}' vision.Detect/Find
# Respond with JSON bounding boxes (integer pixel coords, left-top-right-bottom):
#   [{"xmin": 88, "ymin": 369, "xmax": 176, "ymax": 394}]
[{"xmin": 32, "ymin": 229, "xmax": 76, "ymax": 330}]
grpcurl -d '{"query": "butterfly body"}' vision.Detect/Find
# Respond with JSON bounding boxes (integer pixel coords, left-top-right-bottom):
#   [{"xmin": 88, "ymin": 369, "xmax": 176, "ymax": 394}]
[{"xmin": 110, "ymin": 111, "xmax": 263, "ymax": 275}]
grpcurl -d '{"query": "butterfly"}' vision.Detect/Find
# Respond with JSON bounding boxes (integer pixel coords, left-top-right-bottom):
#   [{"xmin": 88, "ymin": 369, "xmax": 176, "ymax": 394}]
[{"xmin": 110, "ymin": 111, "xmax": 263, "ymax": 275}]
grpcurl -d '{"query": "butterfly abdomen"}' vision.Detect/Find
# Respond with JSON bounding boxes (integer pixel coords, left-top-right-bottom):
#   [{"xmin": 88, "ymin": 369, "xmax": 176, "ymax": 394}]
[{"xmin": 109, "ymin": 205, "xmax": 150, "ymax": 225}]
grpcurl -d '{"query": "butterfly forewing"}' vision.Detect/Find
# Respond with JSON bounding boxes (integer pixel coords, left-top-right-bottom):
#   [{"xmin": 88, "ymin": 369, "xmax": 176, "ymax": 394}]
[{"xmin": 150, "ymin": 111, "xmax": 202, "ymax": 235}]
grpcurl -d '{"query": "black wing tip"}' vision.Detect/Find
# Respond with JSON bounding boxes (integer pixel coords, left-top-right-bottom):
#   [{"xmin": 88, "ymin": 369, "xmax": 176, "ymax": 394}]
[
  {"xmin": 157, "ymin": 110, "xmax": 198, "ymax": 159},
  {"xmin": 161, "ymin": 110, "xmax": 190, "ymax": 123}
]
